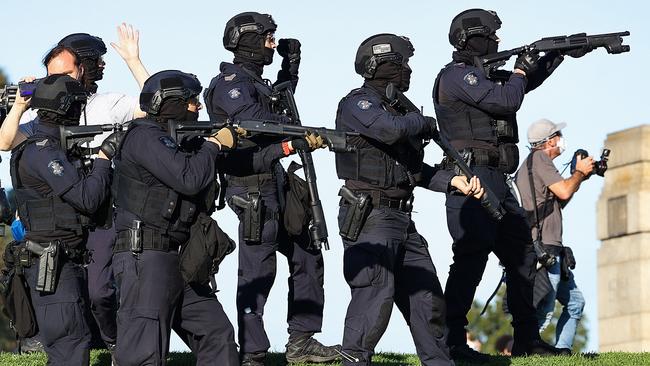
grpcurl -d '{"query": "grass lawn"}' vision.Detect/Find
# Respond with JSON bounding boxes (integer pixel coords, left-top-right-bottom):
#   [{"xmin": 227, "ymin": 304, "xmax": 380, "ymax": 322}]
[{"xmin": 0, "ymin": 351, "xmax": 648, "ymax": 365}]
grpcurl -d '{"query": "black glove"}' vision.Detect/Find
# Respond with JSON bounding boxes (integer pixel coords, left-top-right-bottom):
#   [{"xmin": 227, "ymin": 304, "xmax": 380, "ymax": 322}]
[
  {"xmin": 423, "ymin": 116, "xmax": 438, "ymax": 137},
  {"xmin": 514, "ymin": 51, "xmax": 540, "ymax": 75},
  {"xmin": 100, "ymin": 131, "xmax": 125, "ymax": 160},
  {"xmin": 277, "ymin": 38, "xmax": 301, "ymax": 62}
]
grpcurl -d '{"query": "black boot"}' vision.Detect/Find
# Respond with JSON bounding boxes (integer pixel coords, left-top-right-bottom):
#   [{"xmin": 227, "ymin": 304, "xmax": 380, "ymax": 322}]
[
  {"xmin": 511, "ymin": 339, "xmax": 563, "ymax": 357},
  {"xmin": 449, "ymin": 344, "xmax": 491, "ymax": 364},
  {"xmin": 285, "ymin": 334, "xmax": 341, "ymax": 364},
  {"xmin": 241, "ymin": 351, "xmax": 266, "ymax": 366}
]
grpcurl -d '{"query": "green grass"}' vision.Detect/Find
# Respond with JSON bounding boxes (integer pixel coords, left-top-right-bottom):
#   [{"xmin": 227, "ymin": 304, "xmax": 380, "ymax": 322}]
[{"xmin": 0, "ymin": 351, "xmax": 648, "ymax": 365}]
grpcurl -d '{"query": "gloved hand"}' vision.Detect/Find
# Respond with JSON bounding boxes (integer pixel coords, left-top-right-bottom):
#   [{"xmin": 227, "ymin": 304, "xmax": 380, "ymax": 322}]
[
  {"xmin": 277, "ymin": 38, "xmax": 301, "ymax": 62},
  {"xmin": 211, "ymin": 126, "xmax": 238, "ymax": 150},
  {"xmin": 514, "ymin": 51, "xmax": 540, "ymax": 75},
  {"xmin": 100, "ymin": 131, "xmax": 125, "ymax": 160},
  {"xmin": 423, "ymin": 116, "xmax": 438, "ymax": 137},
  {"xmin": 290, "ymin": 132, "xmax": 325, "ymax": 152}
]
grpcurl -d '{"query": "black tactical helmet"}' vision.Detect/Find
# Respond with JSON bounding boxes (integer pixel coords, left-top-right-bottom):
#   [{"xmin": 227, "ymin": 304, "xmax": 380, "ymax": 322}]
[
  {"xmin": 30, "ymin": 74, "xmax": 87, "ymax": 115},
  {"xmin": 449, "ymin": 9, "xmax": 501, "ymax": 49},
  {"xmin": 139, "ymin": 70, "xmax": 202, "ymax": 115},
  {"xmin": 355, "ymin": 34, "xmax": 414, "ymax": 79},
  {"xmin": 58, "ymin": 33, "xmax": 107, "ymax": 59},
  {"xmin": 223, "ymin": 12, "xmax": 277, "ymax": 50}
]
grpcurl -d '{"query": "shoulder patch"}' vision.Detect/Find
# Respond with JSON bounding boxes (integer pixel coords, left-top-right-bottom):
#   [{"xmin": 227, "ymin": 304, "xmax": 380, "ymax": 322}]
[
  {"xmin": 356, "ymin": 100, "xmax": 372, "ymax": 110},
  {"xmin": 159, "ymin": 136, "xmax": 177, "ymax": 149},
  {"xmin": 35, "ymin": 138, "xmax": 49, "ymax": 147},
  {"xmin": 463, "ymin": 72, "xmax": 479, "ymax": 86},
  {"xmin": 224, "ymin": 73, "xmax": 236, "ymax": 82},
  {"xmin": 48, "ymin": 160, "xmax": 65, "ymax": 176},
  {"xmin": 228, "ymin": 88, "xmax": 242, "ymax": 99}
]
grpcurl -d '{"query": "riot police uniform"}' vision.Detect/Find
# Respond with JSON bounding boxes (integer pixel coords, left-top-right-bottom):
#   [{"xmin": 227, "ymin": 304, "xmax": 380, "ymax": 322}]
[
  {"xmin": 434, "ymin": 9, "xmax": 569, "ymax": 359},
  {"xmin": 204, "ymin": 12, "xmax": 339, "ymax": 365},
  {"xmin": 10, "ymin": 75, "xmax": 112, "ymax": 365},
  {"xmin": 112, "ymin": 71, "xmax": 241, "ymax": 365},
  {"xmin": 335, "ymin": 34, "xmax": 457, "ymax": 366}
]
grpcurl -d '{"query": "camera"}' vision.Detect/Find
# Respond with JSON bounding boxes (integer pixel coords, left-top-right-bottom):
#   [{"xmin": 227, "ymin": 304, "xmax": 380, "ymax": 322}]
[
  {"xmin": 570, "ymin": 148, "xmax": 610, "ymax": 177},
  {"xmin": 533, "ymin": 241, "xmax": 557, "ymax": 268},
  {"xmin": 0, "ymin": 84, "xmax": 18, "ymax": 123}
]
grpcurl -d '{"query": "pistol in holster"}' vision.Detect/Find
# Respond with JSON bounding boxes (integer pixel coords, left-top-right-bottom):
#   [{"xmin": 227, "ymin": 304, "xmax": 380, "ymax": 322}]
[
  {"xmin": 129, "ymin": 220, "xmax": 143, "ymax": 254},
  {"xmin": 338, "ymin": 186, "xmax": 372, "ymax": 242},
  {"xmin": 25, "ymin": 240, "xmax": 60, "ymax": 294},
  {"xmin": 230, "ymin": 193, "xmax": 263, "ymax": 242}
]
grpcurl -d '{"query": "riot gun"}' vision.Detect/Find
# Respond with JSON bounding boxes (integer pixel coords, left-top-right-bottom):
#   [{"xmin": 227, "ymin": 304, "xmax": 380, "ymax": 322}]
[
  {"xmin": 168, "ymin": 119, "xmax": 358, "ymax": 153},
  {"xmin": 477, "ymin": 31, "xmax": 630, "ymax": 77},
  {"xmin": 384, "ymin": 83, "xmax": 506, "ymax": 221},
  {"xmin": 59, "ymin": 123, "xmax": 126, "ymax": 166}
]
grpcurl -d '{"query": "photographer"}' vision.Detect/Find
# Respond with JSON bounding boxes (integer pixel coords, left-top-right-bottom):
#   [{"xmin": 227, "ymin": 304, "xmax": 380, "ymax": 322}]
[{"xmin": 514, "ymin": 118, "xmax": 594, "ymax": 352}]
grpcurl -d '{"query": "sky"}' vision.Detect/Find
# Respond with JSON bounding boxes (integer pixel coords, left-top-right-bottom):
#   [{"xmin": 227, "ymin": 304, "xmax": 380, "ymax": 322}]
[{"xmin": 3, "ymin": 0, "xmax": 648, "ymax": 354}]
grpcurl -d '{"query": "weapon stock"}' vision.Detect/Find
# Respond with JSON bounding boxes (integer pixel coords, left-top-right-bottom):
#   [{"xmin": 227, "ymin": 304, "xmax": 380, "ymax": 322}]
[{"xmin": 385, "ymin": 83, "xmax": 506, "ymax": 221}]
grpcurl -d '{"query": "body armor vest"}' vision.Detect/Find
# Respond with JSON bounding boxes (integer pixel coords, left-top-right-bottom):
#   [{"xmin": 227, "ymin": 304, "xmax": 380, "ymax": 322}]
[
  {"xmin": 10, "ymin": 137, "xmax": 91, "ymax": 245},
  {"xmin": 335, "ymin": 91, "xmax": 424, "ymax": 189},
  {"xmin": 113, "ymin": 120, "xmax": 198, "ymax": 233},
  {"xmin": 433, "ymin": 64, "xmax": 520, "ymax": 173}
]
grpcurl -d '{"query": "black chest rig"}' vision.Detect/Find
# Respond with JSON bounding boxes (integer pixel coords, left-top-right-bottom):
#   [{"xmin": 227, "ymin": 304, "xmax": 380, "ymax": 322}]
[
  {"xmin": 10, "ymin": 137, "xmax": 92, "ymax": 243},
  {"xmin": 112, "ymin": 120, "xmax": 199, "ymax": 233},
  {"xmin": 433, "ymin": 63, "xmax": 520, "ymax": 173},
  {"xmin": 335, "ymin": 89, "xmax": 424, "ymax": 189}
]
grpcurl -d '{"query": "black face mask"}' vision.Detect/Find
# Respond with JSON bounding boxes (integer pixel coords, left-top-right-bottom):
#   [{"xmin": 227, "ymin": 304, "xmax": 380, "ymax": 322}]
[
  {"xmin": 262, "ymin": 47, "xmax": 274, "ymax": 66},
  {"xmin": 81, "ymin": 58, "xmax": 103, "ymax": 94},
  {"xmin": 365, "ymin": 62, "xmax": 408, "ymax": 92},
  {"xmin": 233, "ymin": 33, "xmax": 270, "ymax": 68},
  {"xmin": 155, "ymin": 97, "xmax": 192, "ymax": 122},
  {"xmin": 399, "ymin": 65, "xmax": 412, "ymax": 92}
]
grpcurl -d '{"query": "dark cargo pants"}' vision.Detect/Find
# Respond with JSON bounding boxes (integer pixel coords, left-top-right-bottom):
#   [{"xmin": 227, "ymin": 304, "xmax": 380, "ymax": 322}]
[
  {"xmin": 86, "ymin": 226, "xmax": 117, "ymax": 345},
  {"xmin": 338, "ymin": 206, "xmax": 453, "ymax": 366},
  {"xmin": 444, "ymin": 166, "xmax": 539, "ymax": 347},
  {"xmin": 25, "ymin": 259, "xmax": 91, "ymax": 366},
  {"xmin": 113, "ymin": 250, "xmax": 238, "ymax": 366},
  {"xmin": 228, "ymin": 184, "xmax": 325, "ymax": 354}
]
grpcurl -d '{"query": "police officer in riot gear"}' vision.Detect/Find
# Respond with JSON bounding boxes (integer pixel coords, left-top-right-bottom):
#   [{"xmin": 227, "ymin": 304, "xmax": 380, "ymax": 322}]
[
  {"xmin": 433, "ymin": 9, "xmax": 590, "ymax": 361},
  {"xmin": 335, "ymin": 33, "xmax": 484, "ymax": 366},
  {"xmin": 10, "ymin": 74, "xmax": 114, "ymax": 365},
  {"xmin": 111, "ymin": 70, "xmax": 245, "ymax": 365},
  {"xmin": 204, "ymin": 11, "xmax": 340, "ymax": 366}
]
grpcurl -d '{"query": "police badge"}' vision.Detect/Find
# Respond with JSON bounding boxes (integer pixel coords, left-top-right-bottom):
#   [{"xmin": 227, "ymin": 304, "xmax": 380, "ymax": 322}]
[
  {"xmin": 228, "ymin": 88, "xmax": 242, "ymax": 99},
  {"xmin": 159, "ymin": 136, "xmax": 178, "ymax": 149},
  {"xmin": 48, "ymin": 160, "xmax": 65, "ymax": 176},
  {"xmin": 464, "ymin": 72, "xmax": 479, "ymax": 86},
  {"xmin": 357, "ymin": 100, "xmax": 372, "ymax": 110}
]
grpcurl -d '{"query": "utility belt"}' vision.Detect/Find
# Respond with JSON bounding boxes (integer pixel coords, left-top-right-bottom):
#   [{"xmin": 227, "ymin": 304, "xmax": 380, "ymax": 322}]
[
  {"xmin": 442, "ymin": 148, "xmax": 500, "ymax": 170},
  {"xmin": 114, "ymin": 223, "xmax": 181, "ymax": 253},
  {"xmin": 337, "ymin": 186, "xmax": 413, "ymax": 242},
  {"xmin": 227, "ymin": 173, "xmax": 274, "ymax": 187}
]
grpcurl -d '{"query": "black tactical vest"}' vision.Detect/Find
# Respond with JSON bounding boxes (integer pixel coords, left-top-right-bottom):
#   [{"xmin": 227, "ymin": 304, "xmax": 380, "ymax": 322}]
[
  {"xmin": 433, "ymin": 64, "xmax": 520, "ymax": 173},
  {"xmin": 10, "ymin": 137, "xmax": 91, "ymax": 245},
  {"xmin": 335, "ymin": 90, "xmax": 424, "ymax": 189},
  {"xmin": 112, "ymin": 120, "xmax": 198, "ymax": 233}
]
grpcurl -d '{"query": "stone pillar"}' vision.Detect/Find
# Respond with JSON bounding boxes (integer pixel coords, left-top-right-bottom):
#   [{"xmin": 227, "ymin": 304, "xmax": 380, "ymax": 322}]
[{"xmin": 597, "ymin": 125, "xmax": 650, "ymax": 351}]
